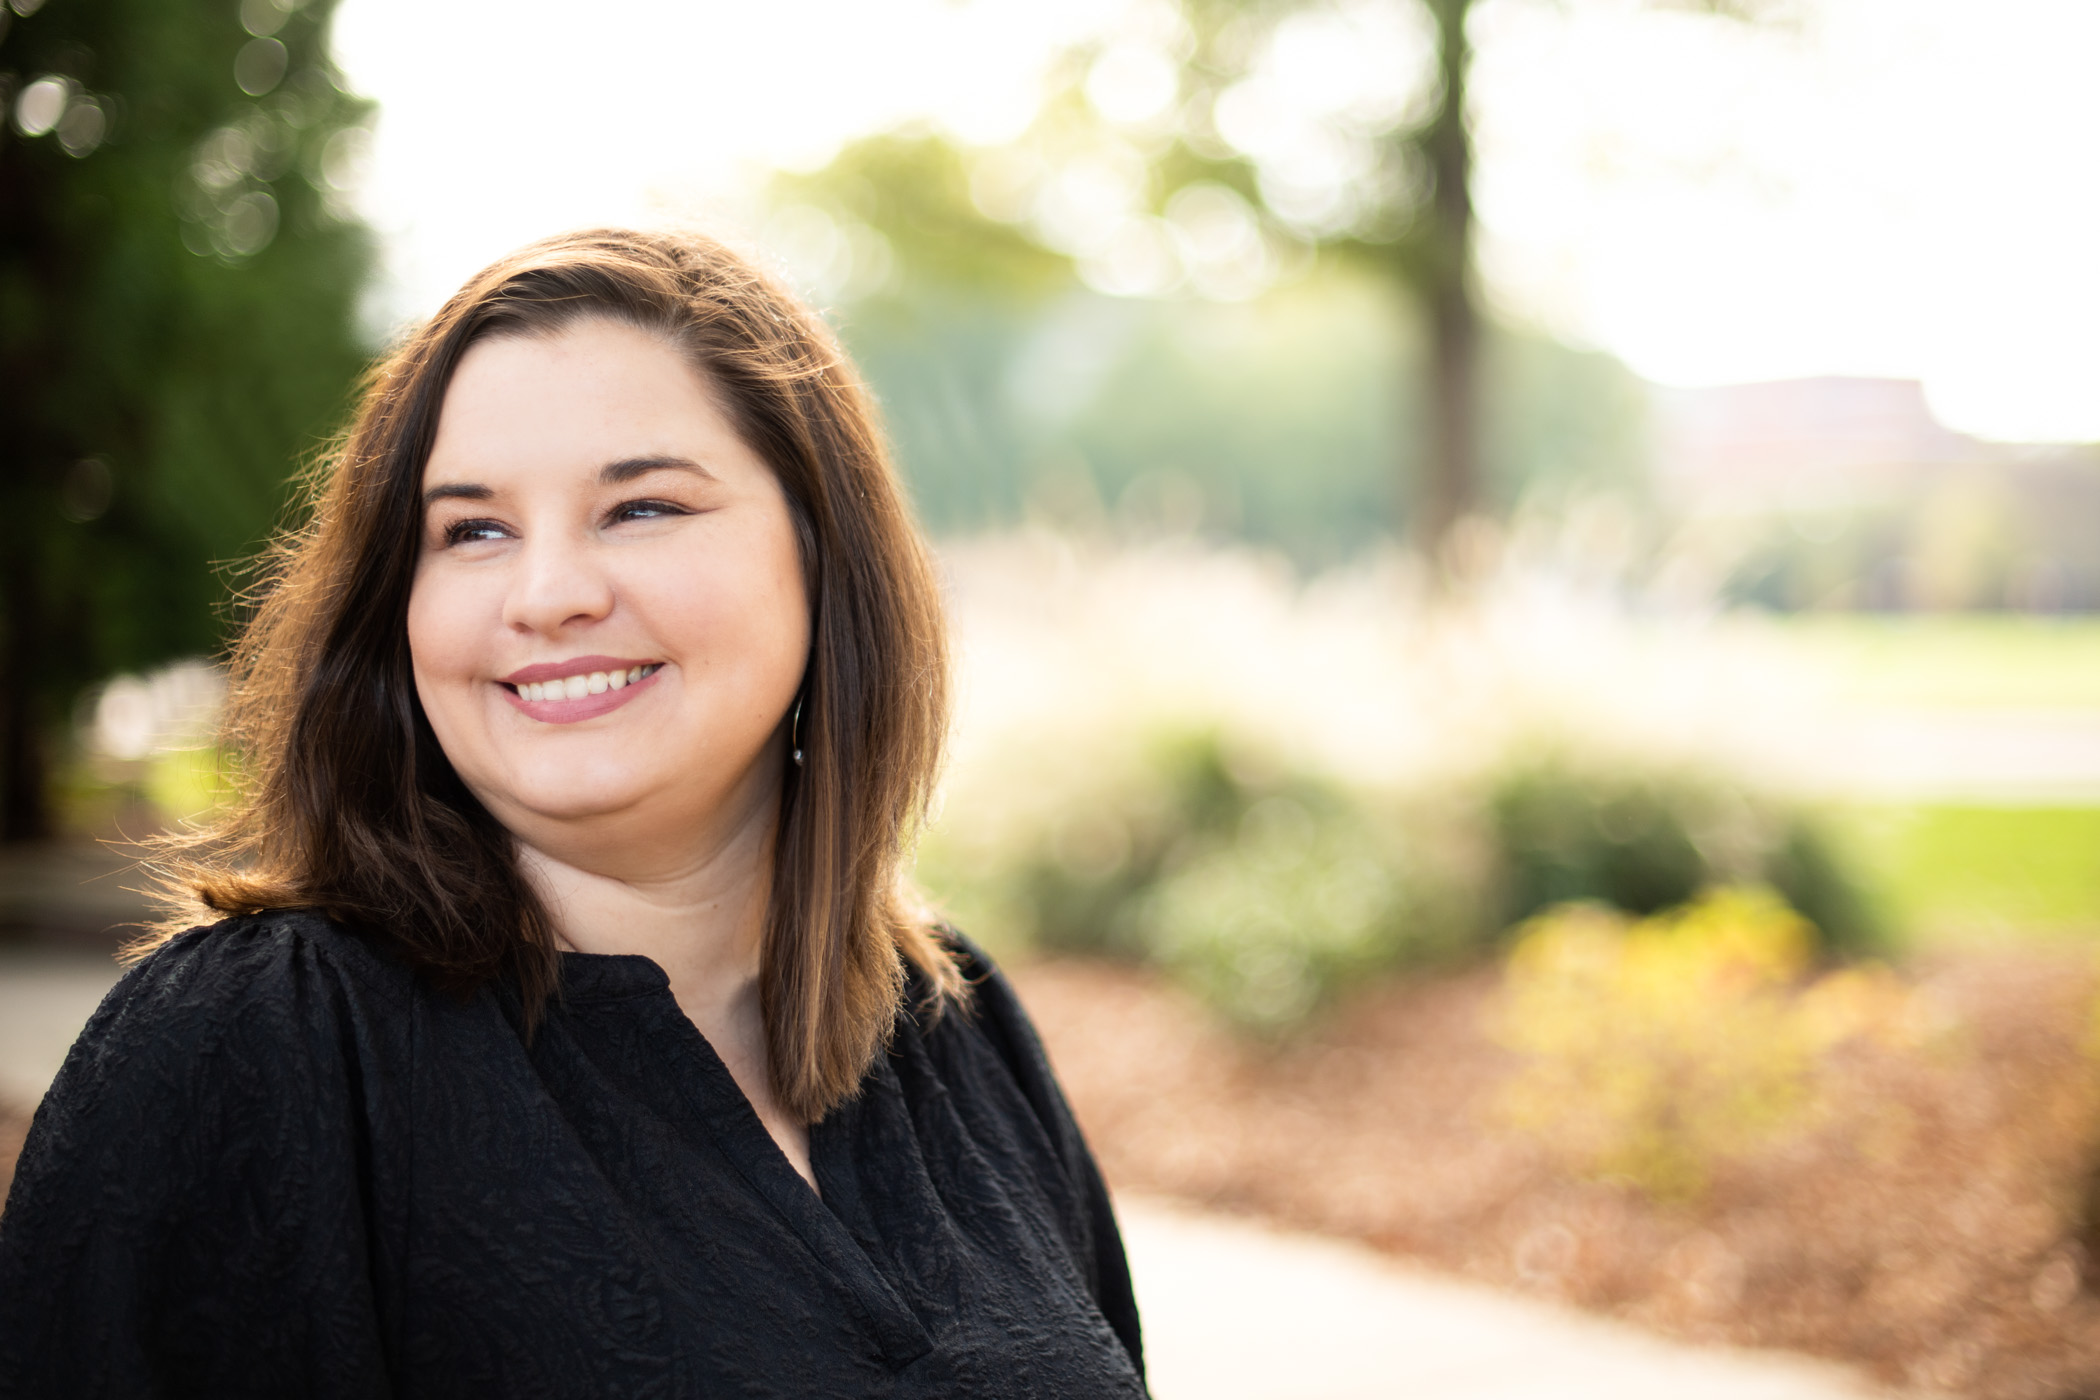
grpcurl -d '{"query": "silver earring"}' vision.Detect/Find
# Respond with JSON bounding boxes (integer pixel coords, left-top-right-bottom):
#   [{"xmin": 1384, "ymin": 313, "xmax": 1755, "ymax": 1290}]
[{"xmin": 790, "ymin": 695, "xmax": 805, "ymax": 768}]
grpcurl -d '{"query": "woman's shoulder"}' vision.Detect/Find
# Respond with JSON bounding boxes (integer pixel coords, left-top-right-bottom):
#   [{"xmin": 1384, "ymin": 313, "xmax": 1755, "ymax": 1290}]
[
  {"xmin": 899, "ymin": 925, "xmax": 1136, "ymax": 1350},
  {"xmin": 909, "ymin": 924, "xmax": 1012, "ymax": 1041},
  {"xmin": 62, "ymin": 910, "xmax": 417, "ymax": 1098},
  {"xmin": 906, "ymin": 928, "xmax": 1072, "ymax": 1128},
  {"xmin": 0, "ymin": 913, "xmax": 414, "ymax": 1392},
  {"xmin": 127, "ymin": 906, "xmax": 410, "ymax": 1011},
  {"xmin": 8, "ymin": 913, "xmax": 420, "ymax": 1232},
  {"xmin": 134, "ymin": 906, "xmax": 408, "ymax": 986}
]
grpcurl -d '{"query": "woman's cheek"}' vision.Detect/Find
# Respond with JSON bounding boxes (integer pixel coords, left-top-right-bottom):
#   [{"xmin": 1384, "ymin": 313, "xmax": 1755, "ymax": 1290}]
[{"xmin": 407, "ymin": 567, "xmax": 494, "ymax": 747}]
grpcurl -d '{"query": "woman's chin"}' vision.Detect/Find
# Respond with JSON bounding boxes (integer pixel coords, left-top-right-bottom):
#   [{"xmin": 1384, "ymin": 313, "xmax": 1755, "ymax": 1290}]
[
  {"xmin": 492, "ymin": 762, "xmax": 750, "ymax": 839},
  {"xmin": 489, "ymin": 776, "xmax": 659, "ymax": 831}
]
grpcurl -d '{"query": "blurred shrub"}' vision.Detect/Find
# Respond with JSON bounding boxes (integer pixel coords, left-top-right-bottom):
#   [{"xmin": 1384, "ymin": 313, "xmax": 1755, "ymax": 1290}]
[
  {"xmin": 1493, "ymin": 887, "xmax": 1918, "ymax": 1201},
  {"xmin": 921, "ymin": 728, "xmax": 1484, "ymax": 1031},
  {"xmin": 49, "ymin": 661, "xmax": 234, "ymax": 834},
  {"xmin": 141, "ymin": 748, "xmax": 236, "ymax": 827},
  {"xmin": 1487, "ymin": 753, "xmax": 1880, "ymax": 957},
  {"xmin": 1143, "ymin": 786, "xmax": 1483, "ymax": 1033},
  {"xmin": 920, "ymin": 731, "xmax": 1879, "ymax": 1033}
]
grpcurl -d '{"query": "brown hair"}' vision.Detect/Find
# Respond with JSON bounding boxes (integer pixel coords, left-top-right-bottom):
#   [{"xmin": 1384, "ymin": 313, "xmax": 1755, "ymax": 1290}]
[{"xmin": 143, "ymin": 228, "xmax": 963, "ymax": 1121}]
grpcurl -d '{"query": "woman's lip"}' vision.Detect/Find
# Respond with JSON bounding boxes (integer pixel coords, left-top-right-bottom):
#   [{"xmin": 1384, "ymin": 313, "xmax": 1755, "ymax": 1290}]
[
  {"xmin": 500, "ymin": 655, "xmax": 659, "ymax": 687},
  {"xmin": 501, "ymin": 665, "xmax": 663, "ymax": 724}
]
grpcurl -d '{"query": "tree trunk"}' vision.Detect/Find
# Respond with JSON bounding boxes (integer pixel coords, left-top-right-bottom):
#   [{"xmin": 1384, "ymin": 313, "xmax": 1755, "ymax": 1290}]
[
  {"xmin": 0, "ymin": 557, "xmax": 52, "ymax": 843},
  {"xmin": 0, "ymin": 131, "xmax": 56, "ymax": 844},
  {"xmin": 1417, "ymin": 0, "xmax": 1480, "ymax": 575}
]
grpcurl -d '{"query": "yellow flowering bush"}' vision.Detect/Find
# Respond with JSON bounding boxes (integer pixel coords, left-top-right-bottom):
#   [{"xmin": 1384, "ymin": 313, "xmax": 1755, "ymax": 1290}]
[{"xmin": 1494, "ymin": 886, "xmax": 1914, "ymax": 1201}]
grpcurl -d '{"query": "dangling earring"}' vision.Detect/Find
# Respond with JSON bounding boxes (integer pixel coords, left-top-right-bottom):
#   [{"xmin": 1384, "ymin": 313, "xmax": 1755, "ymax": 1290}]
[{"xmin": 790, "ymin": 695, "xmax": 805, "ymax": 768}]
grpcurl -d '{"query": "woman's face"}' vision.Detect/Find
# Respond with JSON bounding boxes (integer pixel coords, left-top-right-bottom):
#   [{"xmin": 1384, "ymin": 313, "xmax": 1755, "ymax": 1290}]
[{"xmin": 408, "ymin": 316, "xmax": 809, "ymax": 868}]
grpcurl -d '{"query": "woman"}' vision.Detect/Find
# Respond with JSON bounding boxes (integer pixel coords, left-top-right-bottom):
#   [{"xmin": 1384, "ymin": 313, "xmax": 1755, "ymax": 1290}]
[{"xmin": 0, "ymin": 229, "xmax": 1146, "ymax": 1397}]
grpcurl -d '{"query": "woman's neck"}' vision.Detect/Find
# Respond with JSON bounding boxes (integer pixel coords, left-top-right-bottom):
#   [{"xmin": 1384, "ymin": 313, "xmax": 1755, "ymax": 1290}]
[
  {"xmin": 509, "ymin": 747, "xmax": 783, "ymax": 1030},
  {"xmin": 515, "ymin": 797, "xmax": 818, "ymax": 1191},
  {"xmin": 519, "ymin": 817, "xmax": 772, "ymax": 1023}
]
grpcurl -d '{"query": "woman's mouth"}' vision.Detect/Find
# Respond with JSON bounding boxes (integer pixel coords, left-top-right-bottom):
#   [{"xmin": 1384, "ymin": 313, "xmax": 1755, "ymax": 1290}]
[{"xmin": 499, "ymin": 660, "xmax": 664, "ymax": 723}]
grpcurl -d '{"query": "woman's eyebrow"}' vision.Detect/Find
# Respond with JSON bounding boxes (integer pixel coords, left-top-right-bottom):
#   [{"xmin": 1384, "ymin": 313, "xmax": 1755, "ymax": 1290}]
[
  {"xmin": 600, "ymin": 455, "xmax": 717, "ymax": 485},
  {"xmin": 420, "ymin": 457, "xmax": 714, "ymax": 506}
]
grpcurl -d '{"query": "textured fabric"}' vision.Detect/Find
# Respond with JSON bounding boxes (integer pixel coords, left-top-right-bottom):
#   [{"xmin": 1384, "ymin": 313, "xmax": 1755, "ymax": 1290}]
[{"xmin": 0, "ymin": 913, "xmax": 1146, "ymax": 1398}]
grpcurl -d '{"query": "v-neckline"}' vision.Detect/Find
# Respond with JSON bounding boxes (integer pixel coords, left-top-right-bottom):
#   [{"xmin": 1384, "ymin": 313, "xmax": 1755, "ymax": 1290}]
[
  {"xmin": 559, "ymin": 949, "xmax": 821, "ymax": 1197},
  {"xmin": 558, "ymin": 951, "xmax": 933, "ymax": 1367}
]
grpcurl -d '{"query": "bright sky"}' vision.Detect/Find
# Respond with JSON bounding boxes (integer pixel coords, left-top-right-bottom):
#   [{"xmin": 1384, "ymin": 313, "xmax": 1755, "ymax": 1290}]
[{"xmin": 331, "ymin": 0, "xmax": 2100, "ymax": 443}]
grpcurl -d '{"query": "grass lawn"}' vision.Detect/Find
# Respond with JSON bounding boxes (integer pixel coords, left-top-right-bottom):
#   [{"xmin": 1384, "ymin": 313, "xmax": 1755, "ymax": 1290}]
[
  {"xmin": 1830, "ymin": 802, "xmax": 2100, "ymax": 947},
  {"xmin": 1756, "ymin": 615, "xmax": 2100, "ymax": 947}
]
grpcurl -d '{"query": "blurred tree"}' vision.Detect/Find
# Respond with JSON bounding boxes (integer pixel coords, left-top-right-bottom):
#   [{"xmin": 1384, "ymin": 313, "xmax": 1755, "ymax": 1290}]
[
  {"xmin": 1410, "ymin": 0, "xmax": 1475, "ymax": 566},
  {"xmin": 775, "ymin": 135, "xmax": 1073, "ymax": 305},
  {"xmin": 779, "ymin": 132, "xmax": 1647, "ymax": 564},
  {"xmin": 1153, "ymin": 0, "xmax": 1791, "ymax": 571},
  {"xmin": 782, "ymin": 0, "xmax": 1784, "ymax": 575},
  {"xmin": 772, "ymin": 135, "xmax": 1081, "ymax": 530},
  {"xmin": 0, "ymin": 0, "xmax": 371, "ymax": 839}
]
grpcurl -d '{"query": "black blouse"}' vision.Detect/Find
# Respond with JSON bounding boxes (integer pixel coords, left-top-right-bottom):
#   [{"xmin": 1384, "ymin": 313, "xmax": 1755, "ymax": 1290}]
[{"xmin": 0, "ymin": 913, "xmax": 1146, "ymax": 1397}]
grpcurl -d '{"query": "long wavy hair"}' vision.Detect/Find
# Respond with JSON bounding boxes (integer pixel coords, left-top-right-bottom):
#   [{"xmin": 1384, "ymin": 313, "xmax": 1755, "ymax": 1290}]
[{"xmin": 142, "ymin": 228, "xmax": 963, "ymax": 1121}]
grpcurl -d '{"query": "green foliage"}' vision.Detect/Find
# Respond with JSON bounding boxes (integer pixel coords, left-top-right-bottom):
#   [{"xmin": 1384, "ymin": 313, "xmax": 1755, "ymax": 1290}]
[
  {"xmin": 1480, "ymin": 330, "xmax": 1654, "ymax": 509},
  {"xmin": 1142, "ymin": 796, "xmax": 1427, "ymax": 1032},
  {"xmin": 835, "ymin": 263, "xmax": 1422, "ymax": 558},
  {"xmin": 1490, "ymin": 761, "xmax": 1709, "ymax": 921},
  {"xmin": 920, "ymin": 727, "xmax": 1483, "ymax": 1030},
  {"xmin": 920, "ymin": 729, "xmax": 1879, "ymax": 1033},
  {"xmin": 0, "ymin": 0, "xmax": 372, "ymax": 835},
  {"xmin": 140, "ymin": 744, "xmax": 235, "ymax": 825},
  {"xmin": 780, "ymin": 107, "xmax": 1652, "ymax": 559},
  {"xmin": 1486, "ymin": 753, "xmax": 1882, "ymax": 958},
  {"xmin": 1046, "ymin": 276, "xmax": 1416, "ymax": 557},
  {"xmin": 784, "ymin": 141, "xmax": 1649, "ymax": 559},
  {"xmin": 775, "ymin": 133, "xmax": 1071, "ymax": 303}
]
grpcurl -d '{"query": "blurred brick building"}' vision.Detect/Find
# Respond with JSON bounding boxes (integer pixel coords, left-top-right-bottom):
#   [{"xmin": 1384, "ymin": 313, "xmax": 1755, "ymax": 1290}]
[{"xmin": 1650, "ymin": 377, "xmax": 2100, "ymax": 612}]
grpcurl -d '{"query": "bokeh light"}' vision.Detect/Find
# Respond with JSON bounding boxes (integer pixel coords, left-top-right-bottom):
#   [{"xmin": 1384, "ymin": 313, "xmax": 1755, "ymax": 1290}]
[{"xmin": 328, "ymin": 0, "xmax": 2100, "ymax": 441}]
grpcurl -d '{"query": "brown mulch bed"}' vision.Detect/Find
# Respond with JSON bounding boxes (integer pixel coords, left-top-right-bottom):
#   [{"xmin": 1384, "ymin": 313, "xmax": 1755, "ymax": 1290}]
[
  {"xmin": 1012, "ymin": 952, "xmax": 2100, "ymax": 1400},
  {"xmin": 0, "ymin": 1098, "xmax": 30, "ymax": 1211}
]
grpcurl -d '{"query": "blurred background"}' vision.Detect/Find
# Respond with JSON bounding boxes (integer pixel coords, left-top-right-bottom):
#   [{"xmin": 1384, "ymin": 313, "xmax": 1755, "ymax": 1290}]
[{"xmin": 3, "ymin": 0, "xmax": 2100, "ymax": 1394}]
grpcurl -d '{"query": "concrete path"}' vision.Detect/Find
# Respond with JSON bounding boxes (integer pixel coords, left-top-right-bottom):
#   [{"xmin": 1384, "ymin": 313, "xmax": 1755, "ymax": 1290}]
[
  {"xmin": 0, "ymin": 947, "xmax": 1900, "ymax": 1398},
  {"xmin": 1118, "ymin": 1196, "xmax": 1895, "ymax": 1399},
  {"xmin": 0, "ymin": 946, "xmax": 125, "ymax": 1108}
]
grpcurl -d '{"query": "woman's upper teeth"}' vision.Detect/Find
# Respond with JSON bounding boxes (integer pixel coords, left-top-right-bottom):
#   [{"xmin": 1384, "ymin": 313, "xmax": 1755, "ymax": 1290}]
[{"xmin": 518, "ymin": 665, "xmax": 654, "ymax": 702}]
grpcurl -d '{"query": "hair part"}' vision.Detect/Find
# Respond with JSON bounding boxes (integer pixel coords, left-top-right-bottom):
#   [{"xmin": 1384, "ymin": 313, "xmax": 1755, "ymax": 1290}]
[{"xmin": 142, "ymin": 228, "xmax": 964, "ymax": 1121}]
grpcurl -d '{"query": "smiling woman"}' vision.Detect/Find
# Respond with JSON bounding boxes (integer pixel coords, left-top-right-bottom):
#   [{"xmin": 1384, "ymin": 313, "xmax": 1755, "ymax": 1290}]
[{"xmin": 0, "ymin": 231, "xmax": 1146, "ymax": 1397}]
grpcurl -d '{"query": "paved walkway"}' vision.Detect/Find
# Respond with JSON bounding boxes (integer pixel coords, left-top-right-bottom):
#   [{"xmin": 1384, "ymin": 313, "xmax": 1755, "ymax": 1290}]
[
  {"xmin": 1119, "ymin": 1197, "xmax": 1894, "ymax": 1399},
  {"xmin": 0, "ymin": 947, "xmax": 1901, "ymax": 1398},
  {"xmin": 0, "ymin": 946, "xmax": 126, "ymax": 1108}
]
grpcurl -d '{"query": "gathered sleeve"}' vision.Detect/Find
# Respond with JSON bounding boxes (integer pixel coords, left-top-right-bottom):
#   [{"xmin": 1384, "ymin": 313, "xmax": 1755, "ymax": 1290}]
[
  {"xmin": 0, "ymin": 919, "xmax": 397, "ymax": 1398},
  {"xmin": 944, "ymin": 934, "xmax": 1146, "ymax": 1381}
]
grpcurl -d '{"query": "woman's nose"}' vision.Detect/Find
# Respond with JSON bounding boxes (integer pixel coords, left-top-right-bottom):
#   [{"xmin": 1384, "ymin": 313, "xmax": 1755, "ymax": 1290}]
[{"xmin": 502, "ymin": 533, "xmax": 616, "ymax": 635}]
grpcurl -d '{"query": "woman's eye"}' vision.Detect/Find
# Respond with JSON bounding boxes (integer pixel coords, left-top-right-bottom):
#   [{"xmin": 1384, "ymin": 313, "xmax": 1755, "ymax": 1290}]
[
  {"xmin": 610, "ymin": 498, "xmax": 689, "ymax": 525},
  {"xmin": 443, "ymin": 519, "xmax": 510, "ymax": 546}
]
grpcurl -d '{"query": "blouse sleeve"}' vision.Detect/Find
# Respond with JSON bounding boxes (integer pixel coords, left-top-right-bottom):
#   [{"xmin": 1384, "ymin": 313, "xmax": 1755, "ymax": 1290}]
[
  {"xmin": 944, "ymin": 933, "xmax": 1146, "ymax": 1381},
  {"xmin": 0, "ymin": 919, "xmax": 394, "ymax": 1398}
]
